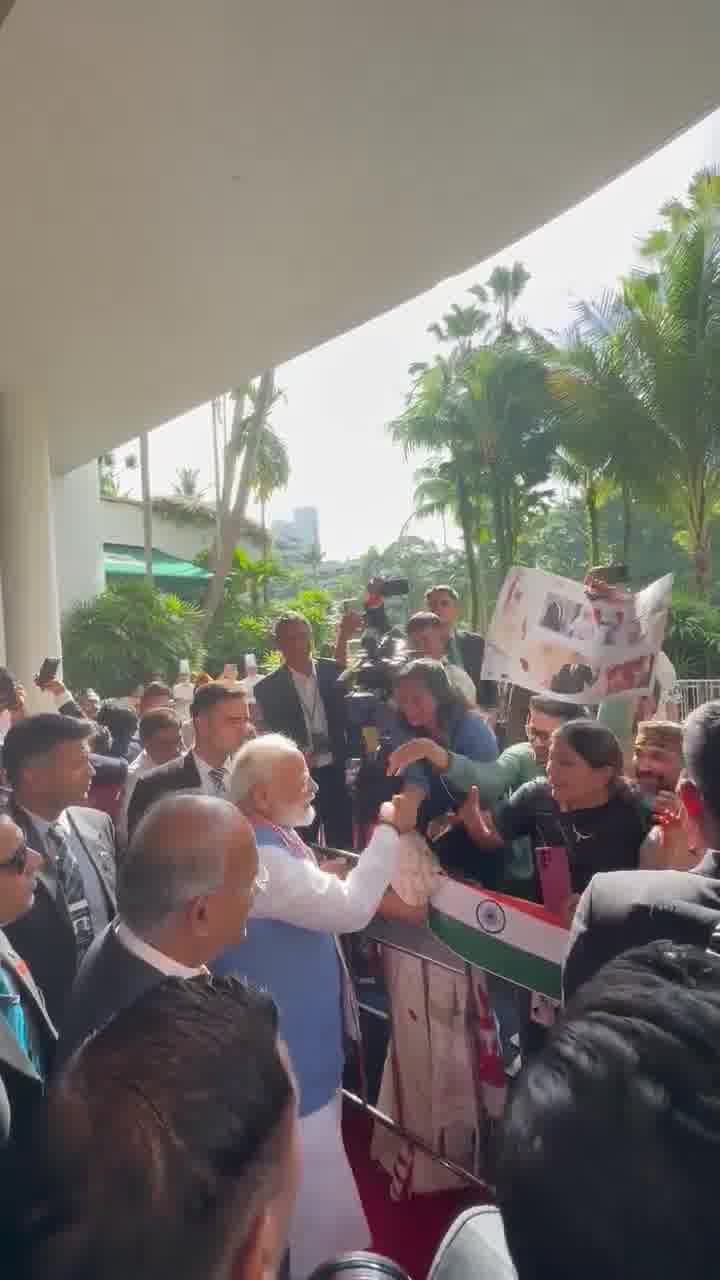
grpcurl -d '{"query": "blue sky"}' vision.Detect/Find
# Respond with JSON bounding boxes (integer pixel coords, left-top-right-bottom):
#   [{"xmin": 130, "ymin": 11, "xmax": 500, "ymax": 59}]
[{"xmin": 133, "ymin": 108, "xmax": 720, "ymax": 559}]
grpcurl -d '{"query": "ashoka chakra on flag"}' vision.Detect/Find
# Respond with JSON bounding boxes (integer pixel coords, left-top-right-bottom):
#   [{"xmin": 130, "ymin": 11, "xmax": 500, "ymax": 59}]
[{"xmin": 429, "ymin": 878, "xmax": 569, "ymax": 1001}]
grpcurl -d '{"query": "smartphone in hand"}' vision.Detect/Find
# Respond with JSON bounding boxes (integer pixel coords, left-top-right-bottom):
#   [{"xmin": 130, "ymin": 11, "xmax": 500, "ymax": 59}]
[
  {"xmin": 35, "ymin": 657, "xmax": 61, "ymax": 689},
  {"xmin": 535, "ymin": 845, "xmax": 572, "ymax": 917}
]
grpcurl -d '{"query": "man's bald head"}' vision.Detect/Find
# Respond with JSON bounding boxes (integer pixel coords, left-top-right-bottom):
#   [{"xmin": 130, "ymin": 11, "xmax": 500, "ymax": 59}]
[{"xmin": 118, "ymin": 795, "xmax": 258, "ymax": 954}]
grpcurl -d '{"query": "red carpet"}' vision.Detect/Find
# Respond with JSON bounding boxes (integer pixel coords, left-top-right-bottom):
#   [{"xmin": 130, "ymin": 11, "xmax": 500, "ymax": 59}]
[{"xmin": 343, "ymin": 1104, "xmax": 490, "ymax": 1280}]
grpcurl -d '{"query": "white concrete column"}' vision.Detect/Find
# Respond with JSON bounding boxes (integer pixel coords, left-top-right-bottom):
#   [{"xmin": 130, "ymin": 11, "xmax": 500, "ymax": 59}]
[
  {"xmin": 0, "ymin": 391, "xmax": 62, "ymax": 706},
  {"xmin": 53, "ymin": 460, "xmax": 105, "ymax": 615}
]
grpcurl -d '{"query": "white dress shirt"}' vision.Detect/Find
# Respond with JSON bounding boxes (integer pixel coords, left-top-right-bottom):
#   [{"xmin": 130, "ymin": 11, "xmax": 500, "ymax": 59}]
[
  {"xmin": 117, "ymin": 749, "xmax": 155, "ymax": 845},
  {"xmin": 115, "ymin": 920, "xmax": 205, "ymax": 978},
  {"xmin": 193, "ymin": 752, "xmax": 230, "ymax": 796},
  {"xmin": 290, "ymin": 663, "xmax": 333, "ymax": 767},
  {"xmin": 22, "ymin": 808, "xmax": 71, "ymax": 850},
  {"xmin": 252, "ymin": 822, "xmax": 398, "ymax": 934}
]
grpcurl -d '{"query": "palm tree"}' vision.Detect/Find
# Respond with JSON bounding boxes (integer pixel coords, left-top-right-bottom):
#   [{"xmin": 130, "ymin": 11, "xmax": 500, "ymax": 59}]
[
  {"xmin": 389, "ymin": 356, "xmax": 485, "ymax": 627},
  {"xmin": 459, "ymin": 345, "xmax": 554, "ymax": 576},
  {"xmin": 640, "ymin": 167, "xmax": 720, "ymax": 258},
  {"xmin": 411, "ymin": 457, "xmax": 491, "ymax": 628},
  {"xmin": 200, "ymin": 369, "xmax": 278, "ymax": 632},
  {"xmin": 389, "ymin": 264, "xmax": 548, "ymax": 620},
  {"xmin": 252, "ymin": 424, "xmax": 290, "ymax": 578},
  {"xmin": 427, "ymin": 292, "xmax": 490, "ymax": 353},
  {"xmin": 599, "ymin": 170, "xmax": 720, "ymax": 597},
  {"xmin": 486, "ymin": 262, "xmax": 531, "ymax": 341},
  {"xmin": 172, "ymin": 466, "xmax": 205, "ymax": 500},
  {"xmin": 546, "ymin": 321, "xmax": 661, "ymax": 571}
]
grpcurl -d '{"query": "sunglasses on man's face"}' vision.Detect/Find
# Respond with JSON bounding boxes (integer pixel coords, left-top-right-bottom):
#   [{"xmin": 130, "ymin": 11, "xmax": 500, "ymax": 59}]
[{"xmin": 0, "ymin": 837, "xmax": 30, "ymax": 874}]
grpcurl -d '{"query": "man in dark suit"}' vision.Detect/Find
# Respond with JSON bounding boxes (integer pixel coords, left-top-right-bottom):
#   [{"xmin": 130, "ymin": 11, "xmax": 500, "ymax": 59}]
[
  {"xmin": 254, "ymin": 612, "xmax": 353, "ymax": 848},
  {"xmin": 425, "ymin": 584, "xmax": 496, "ymax": 708},
  {"xmin": 1, "ymin": 715, "xmax": 117, "ymax": 1026},
  {"xmin": 126, "ymin": 682, "xmax": 252, "ymax": 840},
  {"xmin": 0, "ymin": 813, "xmax": 57, "ymax": 1161},
  {"xmin": 564, "ymin": 698, "xmax": 720, "ymax": 1002},
  {"xmin": 58, "ymin": 792, "xmax": 260, "ymax": 1066}
]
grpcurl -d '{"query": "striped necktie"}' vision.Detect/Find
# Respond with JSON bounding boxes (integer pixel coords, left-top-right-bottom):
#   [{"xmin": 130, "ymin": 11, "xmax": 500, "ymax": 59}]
[
  {"xmin": 209, "ymin": 768, "xmax": 227, "ymax": 796},
  {"xmin": 46, "ymin": 823, "xmax": 94, "ymax": 959}
]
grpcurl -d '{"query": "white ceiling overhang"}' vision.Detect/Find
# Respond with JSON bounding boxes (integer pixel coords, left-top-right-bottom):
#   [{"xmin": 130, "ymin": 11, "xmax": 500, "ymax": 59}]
[{"xmin": 0, "ymin": 1, "xmax": 718, "ymax": 471}]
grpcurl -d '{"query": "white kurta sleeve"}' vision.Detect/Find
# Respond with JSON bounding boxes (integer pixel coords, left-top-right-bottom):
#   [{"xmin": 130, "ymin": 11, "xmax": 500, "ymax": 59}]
[{"xmin": 252, "ymin": 823, "xmax": 399, "ymax": 933}]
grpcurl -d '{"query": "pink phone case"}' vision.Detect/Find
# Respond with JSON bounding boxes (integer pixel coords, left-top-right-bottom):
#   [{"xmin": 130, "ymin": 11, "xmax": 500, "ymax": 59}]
[{"xmin": 535, "ymin": 845, "xmax": 572, "ymax": 917}]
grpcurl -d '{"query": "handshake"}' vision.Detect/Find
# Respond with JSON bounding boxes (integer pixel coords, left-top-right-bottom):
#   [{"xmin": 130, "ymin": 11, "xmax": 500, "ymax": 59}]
[{"xmin": 378, "ymin": 790, "xmax": 421, "ymax": 835}]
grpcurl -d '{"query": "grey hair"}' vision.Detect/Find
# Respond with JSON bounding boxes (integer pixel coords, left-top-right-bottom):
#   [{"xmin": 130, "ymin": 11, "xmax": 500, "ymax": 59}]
[
  {"xmin": 118, "ymin": 795, "xmax": 230, "ymax": 936},
  {"xmin": 230, "ymin": 733, "xmax": 301, "ymax": 805}
]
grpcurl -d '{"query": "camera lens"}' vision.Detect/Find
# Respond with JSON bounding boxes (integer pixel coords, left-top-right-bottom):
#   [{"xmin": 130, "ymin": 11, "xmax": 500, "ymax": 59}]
[{"xmin": 307, "ymin": 1252, "xmax": 411, "ymax": 1280}]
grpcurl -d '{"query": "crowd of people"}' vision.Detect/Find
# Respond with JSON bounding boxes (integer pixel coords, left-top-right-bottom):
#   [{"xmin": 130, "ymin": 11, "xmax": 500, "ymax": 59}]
[{"xmin": 0, "ymin": 578, "xmax": 719, "ymax": 1280}]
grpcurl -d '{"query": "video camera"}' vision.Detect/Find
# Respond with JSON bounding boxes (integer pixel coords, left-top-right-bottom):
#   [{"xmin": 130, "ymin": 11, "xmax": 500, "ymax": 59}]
[{"xmin": 340, "ymin": 577, "xmax": 410, "ymax": 731}]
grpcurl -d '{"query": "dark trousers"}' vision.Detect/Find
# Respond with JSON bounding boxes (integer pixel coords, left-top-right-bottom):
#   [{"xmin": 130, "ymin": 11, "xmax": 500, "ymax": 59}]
[{"xmin": 301, "ymin": 762, "xmax": 354, "ymax": 851}]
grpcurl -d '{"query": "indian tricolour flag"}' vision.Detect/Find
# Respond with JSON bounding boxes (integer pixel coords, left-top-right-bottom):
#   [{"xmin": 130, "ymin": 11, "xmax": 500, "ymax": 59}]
[{"xmin": 429, "ymin": 878, "xmax": 569, "ymax": 1001}]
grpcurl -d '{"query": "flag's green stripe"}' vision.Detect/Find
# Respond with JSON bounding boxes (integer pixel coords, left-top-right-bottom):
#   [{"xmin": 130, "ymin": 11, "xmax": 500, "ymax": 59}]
[{"xmin": 429, "ymin": 907, "xmax": 562, "ymax": 1001}]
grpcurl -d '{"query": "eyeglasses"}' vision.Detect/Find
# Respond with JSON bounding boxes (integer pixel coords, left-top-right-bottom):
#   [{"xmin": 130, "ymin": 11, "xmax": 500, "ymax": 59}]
[{"xmin": 0, "ymin": 837, "xmax": 30, "ymax": 874}]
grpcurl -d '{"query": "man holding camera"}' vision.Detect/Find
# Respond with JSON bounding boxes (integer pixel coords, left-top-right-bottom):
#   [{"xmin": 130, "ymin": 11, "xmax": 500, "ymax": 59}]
[{"xmin": 253, "ymin": 613, "xmax": 353, "ymax": 848}]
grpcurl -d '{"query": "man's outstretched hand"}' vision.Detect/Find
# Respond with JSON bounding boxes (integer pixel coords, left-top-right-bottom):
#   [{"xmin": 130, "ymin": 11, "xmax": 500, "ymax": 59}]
[{"xmin": 379, "ymin": 791, "xmax": 421, "ymax": 835}]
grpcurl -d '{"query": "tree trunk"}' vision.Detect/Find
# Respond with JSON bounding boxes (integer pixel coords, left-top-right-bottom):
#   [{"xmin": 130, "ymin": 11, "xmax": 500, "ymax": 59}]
[
  {"xmin": 490, "ymin": 476, "xmax": 509, "ymax": 578},
  {"xmin": 200, "ymin": 370, "xmax": 275, "ymax": 632},
  {"xmin": 139, "ymin": 431, "xmax": 153, "ymax": 585},
  {"xmin": 585, "ymin": 480, "xmax": 600, "ymax": 569},
  {"xmin": 456, "ymin": 470, "xmax": 480, "ymax": 629},
  {"xmin": 261, "ymin": 498, "xmax": 270, "ymax": 607},
  {"xmin": 693, "ymin": 531, "xmax": 712, "ymax": 600},
  {"xmin": 621, "ymin": 481, "xmax": 632, "ymax": 573}
]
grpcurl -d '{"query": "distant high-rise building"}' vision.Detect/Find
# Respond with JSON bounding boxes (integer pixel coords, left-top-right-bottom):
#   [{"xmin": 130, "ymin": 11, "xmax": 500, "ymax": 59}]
[{"xmin": 271, "ymin": 506, "xmax": 321, "ymax": 558}]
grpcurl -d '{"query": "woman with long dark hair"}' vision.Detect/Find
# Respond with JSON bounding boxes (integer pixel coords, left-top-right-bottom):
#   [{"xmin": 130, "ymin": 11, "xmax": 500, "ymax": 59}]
[
  {"xmin": 386, "ymin": 658, "xmax": 497, "ymax": 827},
  {"xmin": 463, "ymin": 719, "xmax": 651, "ymax": 905},
  {"xmin": 371, "ymin": 659, "xmax": 504, "ymax": 1195}
]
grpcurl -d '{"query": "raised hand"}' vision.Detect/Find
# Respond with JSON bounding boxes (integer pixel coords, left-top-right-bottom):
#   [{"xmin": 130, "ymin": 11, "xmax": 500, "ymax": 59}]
[
  {"xmin": 455, "ymin": 786, "xmax": 503, "ymax": 848},
  {"xmin": 387, "ymin": 738, "xmax": 449, "ymax": 776},
  {"xmin": 379, "ymin": 790, "xmax": 421, "ymax": 835}
]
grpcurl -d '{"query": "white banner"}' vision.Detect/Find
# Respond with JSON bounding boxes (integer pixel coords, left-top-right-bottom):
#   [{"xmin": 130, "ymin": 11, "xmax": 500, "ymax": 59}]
[{"xmin": 481, "ymin": 567, "xmax": 672, "ymax": 704}]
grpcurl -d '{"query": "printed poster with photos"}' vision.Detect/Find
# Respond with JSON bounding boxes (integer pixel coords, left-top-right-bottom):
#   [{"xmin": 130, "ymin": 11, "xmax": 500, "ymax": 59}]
[{"xmin": 480, "ymin": 566, "xmax": 673, "ymax": 704}]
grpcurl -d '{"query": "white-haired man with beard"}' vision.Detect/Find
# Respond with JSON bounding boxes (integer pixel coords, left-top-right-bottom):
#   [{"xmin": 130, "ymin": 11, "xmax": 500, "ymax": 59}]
[{"xmin": 213, "ymin": 733, "xmax": 418, "ymax": 1280}]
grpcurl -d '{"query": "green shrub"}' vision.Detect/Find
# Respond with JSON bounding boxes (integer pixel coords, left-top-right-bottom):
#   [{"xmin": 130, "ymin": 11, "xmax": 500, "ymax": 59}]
[
  {"xmin": 62, "ymin": 583, "xmax": 204, "ymax": 697},
  {"xmin": 664, "ymin": 594, "xmax": 720, "ymax": 678},
  {"xmin": 204, "ymin": 612, "xmax": 273, "ymax": 676},
  {"xmin": 274, "ymin": 589, "xmax": 334, "ymax": 653}
]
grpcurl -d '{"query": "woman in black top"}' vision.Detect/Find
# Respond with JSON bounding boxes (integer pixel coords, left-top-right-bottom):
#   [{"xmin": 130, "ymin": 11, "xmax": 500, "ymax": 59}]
[{"xmin": 464, "ymin": 719, "xmax": 650, "ymax": 904}]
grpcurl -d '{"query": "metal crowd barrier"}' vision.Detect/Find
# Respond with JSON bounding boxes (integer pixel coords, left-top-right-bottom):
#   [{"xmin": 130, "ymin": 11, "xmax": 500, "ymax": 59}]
[
  {"xmin": 341, "ymin": 907, "xmax": 496, "ymax": 1195},
  {"xmin": 672, "ymin": 679, "xmax": 720, "ymax": 720}
]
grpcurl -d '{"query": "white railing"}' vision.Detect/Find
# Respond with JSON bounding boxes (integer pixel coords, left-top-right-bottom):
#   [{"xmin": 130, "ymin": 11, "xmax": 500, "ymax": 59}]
[{"xmin": 673, "ymin": 679, "xmax": 720, "ymax": 720}]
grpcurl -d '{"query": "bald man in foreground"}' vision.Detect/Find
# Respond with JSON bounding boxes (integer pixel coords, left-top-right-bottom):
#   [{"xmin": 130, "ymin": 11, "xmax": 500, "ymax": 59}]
[{"xmin": 56, "ymin": 794, "xmax": 261, "ymax": 1067}]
